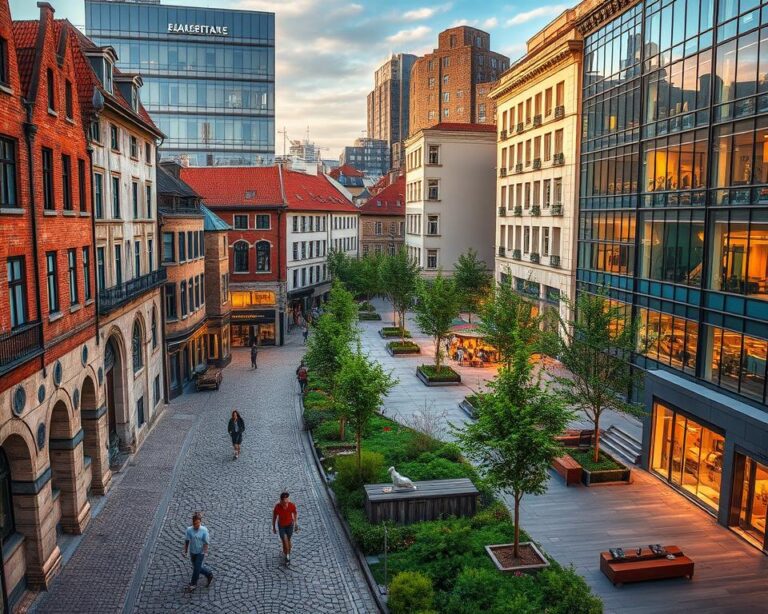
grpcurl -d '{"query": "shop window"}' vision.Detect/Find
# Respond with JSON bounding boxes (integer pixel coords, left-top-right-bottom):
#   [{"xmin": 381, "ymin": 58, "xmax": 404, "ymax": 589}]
[{"xmin": 731, "ymin": 454, "xmax": 768, "ymax": 552}]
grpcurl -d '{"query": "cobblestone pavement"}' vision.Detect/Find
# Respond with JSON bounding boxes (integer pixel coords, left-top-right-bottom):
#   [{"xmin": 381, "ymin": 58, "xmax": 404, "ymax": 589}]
[{"xmin": 133, "ymin": 332, "xmax": 376, "ymax": 613}]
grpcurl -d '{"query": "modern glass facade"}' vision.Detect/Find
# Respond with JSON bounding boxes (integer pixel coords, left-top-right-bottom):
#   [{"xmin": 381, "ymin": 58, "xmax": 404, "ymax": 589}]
[
  {"xmin": 579, "ymin": 0, "xmax": 768, "ymax": 405},
  {"xmin": 85, "ymin": 1, "xmax": 275, "ymax": 166}
]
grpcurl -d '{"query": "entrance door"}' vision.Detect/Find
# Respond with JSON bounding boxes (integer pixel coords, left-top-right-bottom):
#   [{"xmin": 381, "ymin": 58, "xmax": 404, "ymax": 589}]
[{"xmin": 732, "ymin": 454, "xmax": 768, "ymax": 552}]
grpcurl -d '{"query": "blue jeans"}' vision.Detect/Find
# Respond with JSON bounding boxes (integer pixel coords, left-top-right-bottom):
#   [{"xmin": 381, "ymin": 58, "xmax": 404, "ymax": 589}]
[{"xmin": 190, "ymin": 552, "xmax": 212, "ymax": 586}]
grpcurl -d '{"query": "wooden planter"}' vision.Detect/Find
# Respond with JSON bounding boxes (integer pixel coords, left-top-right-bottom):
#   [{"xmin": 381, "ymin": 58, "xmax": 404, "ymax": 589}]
[
  {"xmin": 416, "ymin": 366, "xmax": 462, "ymax": 387},
  {"xmin": 358, "ymin": 312, "xmax": 382, "ymax": 321},
  {"xmin": 486, "ymin": 542, "xmax": 550, "ymax": 573},
  {"xmin": 581, "ymin": 452, "xmax": 632, "ymax": 486},
  {"xmin": 386, "ymin": 343, "xmax": 421, "ymax": 357},
  {"xmin": 364, "ymin": 478, "xmax": 479, "ymax": 524},
  {"xmin": 378, "ymin": 328, "xmax": 411, "ymax": 339},
  {"xmin": 459, "ymin": 398, "xmax": 477, "ymax": 419}
]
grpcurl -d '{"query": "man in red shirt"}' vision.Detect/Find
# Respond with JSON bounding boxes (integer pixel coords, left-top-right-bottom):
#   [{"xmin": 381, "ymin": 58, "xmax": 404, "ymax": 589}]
[{"xmin": 272, "ymin": 492, "xmax": 298, "ymax": 564}]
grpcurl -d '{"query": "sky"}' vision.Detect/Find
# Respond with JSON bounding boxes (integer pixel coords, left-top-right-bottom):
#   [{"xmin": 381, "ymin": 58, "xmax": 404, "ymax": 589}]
[{"xmin": 9, "ymin": 0, "xmax": 570, "ymax": 158}]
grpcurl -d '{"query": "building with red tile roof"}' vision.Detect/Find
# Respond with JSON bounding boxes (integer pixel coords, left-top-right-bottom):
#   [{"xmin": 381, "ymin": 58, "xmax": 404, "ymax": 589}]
[
  {"xmin": 358, "ymin": 174, "xmax": 405, "ymax": 257},
  {"xmin": 328, "ymin": 163, "xmax": 367, "ymax": 197}
]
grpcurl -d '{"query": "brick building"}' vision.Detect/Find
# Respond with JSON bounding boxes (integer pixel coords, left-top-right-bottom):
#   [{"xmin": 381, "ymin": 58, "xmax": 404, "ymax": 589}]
[
  {"xmin": 201, "ymin": 204, "xmax": 232, "ymax": 368},
  {"xmin": 358, "ymin": 174, "xmax": 405, "ymax": 257},
  {"xmin": 409, "ymin": 26, "xmax": 509, "ymax": 136}
]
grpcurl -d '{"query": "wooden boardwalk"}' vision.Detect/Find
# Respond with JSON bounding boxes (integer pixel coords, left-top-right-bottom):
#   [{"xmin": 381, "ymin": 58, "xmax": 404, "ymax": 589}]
[{"xmin": 517, "ymin": 469, "xmax": 768, "ymax": 613}]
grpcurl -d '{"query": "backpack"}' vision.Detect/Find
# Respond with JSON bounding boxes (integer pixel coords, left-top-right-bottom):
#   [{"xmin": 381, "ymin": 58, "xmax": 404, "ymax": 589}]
[{"xmin": 297, "ymin": 367, "xmax": 308, "ymax": 381}]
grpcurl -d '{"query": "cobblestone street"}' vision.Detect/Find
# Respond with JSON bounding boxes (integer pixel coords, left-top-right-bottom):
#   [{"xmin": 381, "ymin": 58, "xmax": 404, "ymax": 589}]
[{"xmin": 32, "ymin": 330, "xmax": 376, "ymax": 614}]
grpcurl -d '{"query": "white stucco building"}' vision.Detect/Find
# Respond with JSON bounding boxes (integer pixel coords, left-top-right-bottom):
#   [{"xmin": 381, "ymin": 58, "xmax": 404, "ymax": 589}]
[{"xmin": 403, "ymin": 123, "xmax": 496, "ymax": 276}]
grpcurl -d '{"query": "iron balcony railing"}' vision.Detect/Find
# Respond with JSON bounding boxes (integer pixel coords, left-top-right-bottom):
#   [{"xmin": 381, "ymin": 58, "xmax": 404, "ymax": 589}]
[
  {"xmin": 512, "ymin": 249, "xmax": 521, "ymax": 260},
  {"xmin": 530, "ymin": 252, "xmax": 540, "ymax": 264},
  {"xmin": 533, "ymin": 114, "xmax": 542, "ymax": 127},
  {"xmin": 554, "ymin": 105, "xmax": 565, "ymax": 119},
  {"xmin": 533, "ymin": 158, "xmax": 542, "ymax": 170},
  {"xmin": 550, "ymin": 255, "xmax": 561, "ymax": 267},
  {"xmin": 515, "ymin": 163, "xmax": 523, "ymax": 173},
  {"xmin": 0, "ymin": 321, "xmax": 43, "ymax": 375},
  {"xmin": 498, "ymin": 246, "xmax": 506, "ymax": 257},
  {"xmin": 499, "ymin": 167, "xmax": 507, "ymax": 177},
  {"xmin": 551, "ymin": 203, "xmax": 564, "ymax": 215},
  {"xmin": 498, "ymin": 206, "xmax": 506, "ymax": 216},
  {"xmin": 513, "ymin": 205, "xmax": 523, "ymax": 216},
  {"xmin": 98, "ymin": 268, "xmax": 167, "ymax": 315},
  {"xmin": 531, "ymin": 205, "xmax": 541, "ymax": 216},
  {"xmin": 553, "ymin": 152, "xmax": 565, "ymax": 165},
  {"xmin": 499, "ymin": 129, "xmax": 508, "ymax": 141},
  {"xmin": 516, "ymin": 122, "xmax": 524, "ymax": 132}
]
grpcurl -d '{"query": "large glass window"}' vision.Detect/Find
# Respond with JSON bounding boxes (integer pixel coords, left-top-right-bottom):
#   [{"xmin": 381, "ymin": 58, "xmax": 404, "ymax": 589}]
[
  {"xmin": 0, "ymin": 137, "xmax": 17, "ymax": 208},
  {"xmin": 132, "ymin": 320, "xmax": 143, "ymax": 373},
  {"xmin": 233, "ymin": 241, "xmax": 248, "ymax": 272},
  {"xmin": 709, "ymin": 209, "xmax": 768, "ymax": 299},
  {"xmin": 637, "ymin": 307, "xmax": 698, "ymax": 374},
  {"xmin": 0, "ymin": 450, "xmax": 15, "ymax": 543},
  {"xmin": 638, "ymin": 209, "xmax": 705, "ymax": 285},
  {"xmin": 731, "ymin": 453, "xmax": 768, "ymax": 552},
  {"xmin": 7, "ymin": 256, "xmax": 26, "ymax": 328},
  {"xmin": 708, "ymin": 326, "xmax": 767, "ymax": 402}
]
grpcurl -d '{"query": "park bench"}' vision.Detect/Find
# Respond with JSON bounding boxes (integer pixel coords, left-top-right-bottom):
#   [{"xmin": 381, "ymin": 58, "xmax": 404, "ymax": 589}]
[
  {"xmin": 555, "ymin": 428, "xmax": 594, "ymax": 448},
  {"xmin": 600, "ymin": 545, "xmax": 694, "ymax": 586},
  {"xmin": 551, "ymin": 453, "xmax": 582, "ymax": 486}
]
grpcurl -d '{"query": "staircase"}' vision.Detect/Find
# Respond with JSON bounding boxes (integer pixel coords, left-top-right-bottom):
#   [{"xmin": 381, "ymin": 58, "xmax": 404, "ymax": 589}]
[{"xmin": 600, "ymin": 425, "xmax": 642, "ymax": 466}]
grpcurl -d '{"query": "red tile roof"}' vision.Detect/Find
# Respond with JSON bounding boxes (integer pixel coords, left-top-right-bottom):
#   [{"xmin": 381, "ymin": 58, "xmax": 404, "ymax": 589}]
[
  {"xmin": 329, "ymin": 164, "xmax": 364, "ymax": 179},
  {"xmin": 426, "ymin": 122, "xmax": 497, "ymax": 133},
  {"xmin": 180, "ymin": 166, "xmax": 357, "ymax": 213},
  {"xmin": 12, "ymin": 21, "xmax": 42, "ymax": 96},
  {"xmin": 359, "ymin": 175, "xmax": 404, "ymax": 216}
]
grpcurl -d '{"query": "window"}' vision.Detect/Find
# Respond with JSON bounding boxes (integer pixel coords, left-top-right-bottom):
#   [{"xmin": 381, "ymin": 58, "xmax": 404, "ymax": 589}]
[
  {"xmin": 255, "ymin": 214, "xmax": 270, "ymax": 229},
  {"xmin": 7, "ymin": 257, "xmax": 26, "ymax": 328},
  {"xmin": 234, "ymin": 242, "xmax": 249, "ymax": 272},
  {"xmin": 130, "ymin": 136, "xmax": 138, "ymax": 159},
  {"xmin": 427, "ymin": 215, "xmax": 439, "ymax": 235},
  {"xmin": 426, "ymin": 249, "xmax": 438, "ymax": 269},
  {"xmin": 427, "ymin": 179, "xmax": 439, "ymax": 200},
  {"xmin": 104, "ymin": 60, "xmax": 113, "ymax": 93},
  {"xmin": 42, "ymin": 148, "xmax": 54, "ymax": 210},
  {"xmin": 46, "ymin": 252, "xmax": 58, "ymax": 313},
  {"xmin": 708, "ymin": 209, "xmax": 768, "ymax": 299},
  {"xmin": 114, "ymin": 244, "xmax": 122, "ymax": 286},
  {"xmin": 77, "ymin": 159, "xmax": 86, "ymax": 212},
  {"xmin": 82, "ymin": 247, "xmax": 91, "ymax": 301},
  {"xmin": 428, "ymin": 145, "xmax": 439, "ymax": 164},
  {"xmin": 97, "ymin": 247, "xmax": 105, "ymax": 291},
  {"xmin": 478, "ymin": 103, "xmax": 486, "ymax": 122},
  {"xmin": 65, "ymin": 80, "xmax": 73, "ymax": 119},
  {"xmin": 180, "ymin": 281, "xmax": 187, "ymax": 316},
  {"xmin": 145, "ymin": 142, "xmax": 152, "ymax": 162},
  {"xmin": 178, "ymin": 232, "xmax": 186, "ymax": 261},
  {"xmin": 443, "ymin": 92, "xmax": 450, "ymax": 103},
  {"xmin": 90, "ymin": 119, "xmax": 101, "ymax": 142},
  {"xmin": 187, "ymin": 231, "xmax": 194, "ymax": 259},
  {"xmin": 110, "ymin": 124, "xmax": 119, "ymax": 151},
  {"xmin": 146, "ymin": 184, "xmax": 152, "ymax": 218},
  {"xmin": 163, "ymin": 283, "xmax": 178, "ymax": 322},
  {"xmin": 94, "ymin": 172, "xmax": 103, "ymax": 218},
  {"xmin": 256, "ymin": 241, "xmax": 270, "ymax": 272},
  {"xmin": 132, "ymin": 181, "xmax": 139, "ymax": 218},
  {"xmin": 0, "ymin": 37, "xmax": 8, "ymax": 85},
  {"xmin": 46, "ymin": 68, "xmax": 55, "ymax": 112},
  {"xmin": 136, "ymin": 396, "xmax": 145, "ymax": 427},
  {"xmin": 234, "ymin": 214, "xmax": 248, "ymax": 229},
  {"xmin": 153, "ymin": 375, "xmax": 160, "ymax": 406},
  {"xmin": 111, "ymin": 176, "xmax": 120, "ymax": 218},
  {"xmin": 61, "ymin": 155, "xmax": 72, "ymax": 210},
  {"xmin": 0, "ymin": 137, "xmax": 17, "ymax": 208},
  {"xmin": 134, "ymin": 241, "xmax": 141, "ymax": 277},
  {"xmin": 68, "ymin": 248, "xmax": 78, "ymax": 305},
  {"xmin": 292, "ymin": 216, "xmax": 298, "ymax": 232},
  {"xmin": 188, "ymin": 277, "xmax": 194, "ymax": 313},
  {"xmin": 162, "ymin": 232, "xmax": 174, "ymax": 262},
  {"xmin": 543, "ymin": 228, "xmax": 550, "ymax": 257},
  {"xmin": 442, "ymin": 57, "xmax": 449, "ymax": 68}
]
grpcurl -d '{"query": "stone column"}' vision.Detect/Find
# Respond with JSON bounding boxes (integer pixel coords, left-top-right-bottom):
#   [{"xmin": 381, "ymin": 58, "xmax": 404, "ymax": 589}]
[
  {"xmin": 81, "ymin": 406, "xmax": 112, "ymax": 495},
  {"xmin": 49, "ymin": 429, "xmax": 92, "ymax": 535}
]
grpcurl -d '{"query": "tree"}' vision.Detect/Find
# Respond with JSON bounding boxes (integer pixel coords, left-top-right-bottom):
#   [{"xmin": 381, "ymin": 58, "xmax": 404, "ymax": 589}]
[
  {"xmin": 335, "ymin": 349, "xmax": 397, "ymax": 473},
  {"xmin": 327, "ymin": 248, "xmax": 352, "ymax": 284},
  {"xmin": 356, "ymin": 253, "xmax": 383, "ymax": 301},
  {"xmin": 477, "ymin": 275, "xmax": 542, "ymax": 368},
  {"xmin": 413, "ymin": 273, "xmax": 462, "ymax": 372},
  {"xmin": 380, "ymin": 247, "xmax": 419, "ymax": 336},
  {"xmin": 455, "ymin": 342, "xmax": 572, "ymax": 558},
  {"xmin": 453, "ymin": 248, "xmax": 492, "ymax": 323},
  {"xmin": 322, "ymin": 280, "xmax": 358, "ymax": 330},
  {"xmin": 554, "ymin": 291, "xmax": 643, "ymax": 463}
]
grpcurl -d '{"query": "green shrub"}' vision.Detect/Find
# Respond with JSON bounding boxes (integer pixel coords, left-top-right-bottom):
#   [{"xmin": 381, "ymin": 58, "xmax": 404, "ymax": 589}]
[
  {"xmin": 470, "ymin": 500, "xmax": 512, "ymax": 528},
  {"xmin": 359, "ymin": 312, "xmax": 382, "ymax": 321},
  {"xmin": 443, "ymin": 567, "xmax": 504, "ymax": 613},
  {"xmin": 405, "ymin": 430, "xmax": 442, "ymax": 458},
  {"xmin": 387, "ymin": 341, "xmax": 420, "ymax": 354},
  {"xmin": 314, "ymin": 419, "xmax": 347, "ymax": 443},
  {"xmin": 538, "ymin": 565, "xmax": 603, "ymax": 614},
  {"xmin": 346, "ymin": 509, "xmax": 415, "ymax": 555},
  {"xmin": 358, "ymin": 301, "xmax": 376, "ymax": 312},
  {"xmin": 399, "ymin": 455, "xmax": 473, "ymax": 481},
  {"xmin": 334, "ymin": 450, "xmax": 384, "ymax": 491},
  {"xmin": 568, "ymin": 448, "xmax": 625, "ymax": 472},
  {"xmin": 418, "ymin": 364, "xmax": 461, "ymax": 382},
  {"xmin": 303, "ymin": 390, "xmax": 332, "ymax": 410},
  {"xmin": 388, "ymin": 571, "xmax": 434, "ymax": 614},
  {"xmin": 435, "ymin": 443, "xmax": 463, "ymax": 462},
  {"xmin": 380, "ymin": 326, "xmax": 412, "ymax": 338},
  {"xmin": 303, "ymin": 407, "xmax": 326, "ymax": 431}
]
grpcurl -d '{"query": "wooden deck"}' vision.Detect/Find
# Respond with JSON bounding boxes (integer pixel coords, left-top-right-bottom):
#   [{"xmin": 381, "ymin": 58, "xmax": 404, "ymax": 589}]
[{"xmin": 517, "ymin": 468, "xmax": 768, "ymax": 613}]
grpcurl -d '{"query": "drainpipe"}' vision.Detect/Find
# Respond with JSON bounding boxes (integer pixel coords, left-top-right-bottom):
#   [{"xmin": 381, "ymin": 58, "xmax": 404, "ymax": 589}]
[{"xmin": 22, "ymin": 101, "xmax": 46, "ymax": 376}]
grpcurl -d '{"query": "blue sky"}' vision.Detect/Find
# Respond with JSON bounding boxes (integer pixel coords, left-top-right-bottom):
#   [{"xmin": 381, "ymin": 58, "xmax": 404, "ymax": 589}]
[{"xmin": 9, "ymin": 1, "xmax": 569, "ymax": 157}]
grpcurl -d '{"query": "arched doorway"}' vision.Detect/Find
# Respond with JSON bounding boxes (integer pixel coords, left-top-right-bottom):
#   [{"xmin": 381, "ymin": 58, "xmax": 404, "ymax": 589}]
[
  {"xmin": 104, "ymin": 336, "xmax": 127, "ymax": 465},
  {"xmin": 49, "ymin": 400, "xmax": 89, "ymax": 535},
  {"xmin": 80, "ymin": 376, "xmax": 110, "ymax": 495}
]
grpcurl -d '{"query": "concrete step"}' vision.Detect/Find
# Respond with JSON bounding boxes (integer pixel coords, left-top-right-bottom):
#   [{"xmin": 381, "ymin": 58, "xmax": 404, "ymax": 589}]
[{"xmin": 601, "ymin": 425, "xmax": 642, "ymax": 466}]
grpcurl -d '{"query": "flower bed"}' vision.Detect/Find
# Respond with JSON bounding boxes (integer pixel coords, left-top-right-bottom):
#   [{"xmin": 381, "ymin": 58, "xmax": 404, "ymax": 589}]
[
  {"xmin": 359, "ymin": 311, "xmax": 382, "ymax": 321},
  {"xmin": 568, "ymin": 448, "xmax": 631, "ymax": 486},
  {"xmin": 417, "ymin": 364, "xmax": 462, "ymax": 386},
  {"xmin": 379, "ymin": 327, "xmax": 412, "ymax": 338},
  {"xmin": 387, "ymin": 341, "xmax": 421, "ymax": 356}
]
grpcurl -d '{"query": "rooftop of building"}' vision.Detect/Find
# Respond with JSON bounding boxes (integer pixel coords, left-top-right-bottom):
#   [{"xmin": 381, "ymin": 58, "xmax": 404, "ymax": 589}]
[
  {"xmin": 424, "ymin": 122, "xmax": 497, "ymax": 133},
  {"xmin": 358, "ymin": 175, "xmax": 404, "ymax": 216},
  {"xmin": 157, "ymin": 163, "xmax": 199, "ymax": 199},
  {"xmin": 201, "ymin": 204, "xmax": 231, "ymax": 232},
  {"xmin": 330, "ymin": 164, "xmax": 365, "ymax": 179}
]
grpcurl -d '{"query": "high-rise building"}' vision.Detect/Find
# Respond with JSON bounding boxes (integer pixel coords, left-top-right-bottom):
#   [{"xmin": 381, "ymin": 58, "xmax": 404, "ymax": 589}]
[
  {"xmin": 339, "ymin": 137, "xmax": 390, "ymax": 178},
  {"xmin": 367, "ymin": 53, "xmax": 417, "ymax": 170},
  {"xmin": 409, "ymin": 26, "xmax": 509, "ymax": 136},
  {"xmin": 85, "ymin": 0, "xmax": 275, "ymax": 166},
  {"xmin": 576, "ymin": 0, "xmax": 768, "ymax": 549}
]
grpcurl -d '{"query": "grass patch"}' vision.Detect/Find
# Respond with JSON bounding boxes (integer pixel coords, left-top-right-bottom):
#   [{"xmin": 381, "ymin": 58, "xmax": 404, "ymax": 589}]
[
  {"xmin": 388, "ymin": 341, "xmax": 420, "ymax": 354},
  {"xmin": 358, "ymin": 301, "xmax": 376, "ymax": 312},
  {"xmin": 359, "ymin": 312, "xmax": 382, "ymax": 321},
  {"xmin": 418, "ymin": 364, "xmax": 461, "ymax": 382},
  {"xmin": 380, "ymin": 327, "xmax": 412, "ymax": 338},
  {"xmin": 465, "ymin": 393, "xmax": 485, "ymax": 408},
  {"xmin": 569, "ymin": 448, "xmax": 625, "ymax": 472}
]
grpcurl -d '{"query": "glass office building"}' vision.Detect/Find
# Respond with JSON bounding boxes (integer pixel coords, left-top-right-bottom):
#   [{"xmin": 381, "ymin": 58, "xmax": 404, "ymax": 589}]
[
  {"xmin": 85, "ymin": 0, "xmax": 275, "ymax": 166},
  {"xmin": 579, "ymin": 0, "xmax": 768, "ymax": 549}
]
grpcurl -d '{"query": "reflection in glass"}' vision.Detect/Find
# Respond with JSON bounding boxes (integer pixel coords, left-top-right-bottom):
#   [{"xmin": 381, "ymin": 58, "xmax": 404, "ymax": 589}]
[{"xmin": 734, "ymin": 455, "xmax": 768, "ymax": 551}]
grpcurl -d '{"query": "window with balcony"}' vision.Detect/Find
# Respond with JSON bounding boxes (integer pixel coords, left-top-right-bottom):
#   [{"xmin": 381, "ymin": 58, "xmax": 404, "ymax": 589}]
[
  {"xmin": 134, "ymin": 240, "xmax": 141, "ymax": 278},
  {"xmin": 7, "ymin": 256, "xmax": 26, "ymax": 328},
  {"xmin": 0, "ymin": 137, "xmax": 16, "ymax": 209}
]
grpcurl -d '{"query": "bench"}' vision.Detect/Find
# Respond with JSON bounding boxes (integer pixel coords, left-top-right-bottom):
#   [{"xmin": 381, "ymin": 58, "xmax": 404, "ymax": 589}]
[
  {"xmin": 552, "ymin": 454, "xmax": 582, "ymax": 486},
  {"xmin": 600, "ymin": 545, "xmax": 694, "ymax": 586},
  {"xmin": 556, "ymin": 429, "xmax": 594, "ymax": 448}
]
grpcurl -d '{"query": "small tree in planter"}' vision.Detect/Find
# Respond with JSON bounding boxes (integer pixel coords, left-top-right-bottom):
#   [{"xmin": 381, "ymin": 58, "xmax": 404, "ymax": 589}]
[
  {"xmin": 454, "ymin": 248, "xmax": 492, "ymax": 323},
  {"xmin": 554, "ymin": 291, "xmax": 643, "ymax": 463},
  {"xmin": 356, "ymin": 253, "xmax": 383, "ymax": 302},
  {"xmin": 413, "ymin": 273, "xmax": 462, "ymax": 374},
  {"xmin": 335, "ymin": 349, "xmax": 397, "ymax": 475},
  {"xmin": 455, "ymin": 341, "xmax": 572, "ymax": 559},
  {"xmin": 380, "ymin": 247, "xmax": 419, "ymax": 338}
]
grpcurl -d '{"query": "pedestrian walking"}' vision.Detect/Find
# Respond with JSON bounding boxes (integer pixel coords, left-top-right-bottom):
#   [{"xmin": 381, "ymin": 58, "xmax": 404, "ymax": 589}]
[
  {"xmin": 296, "ymin": 362, "xmax": 308, "ymax": 394},
  {"xmin": 272, "ymin": 492, "xmax": 298, "ymax": 564},
  {"xmin": 302, "ymin": 323, "xmax": 309, "ymax": 344},
  {"xmin": 250, "ymin": 344, "xmax": 258, "ymax": 369},
  {"xmin": 227, "ymin": 410, "xmax": 245, "ymax": 460},
  {"xmin": 183, "ymin": 513, "xmax": 213, "ymax": 591},
  {"xmin": 457, "ymin": 347, "xmax": 464, "ymax": 365}
]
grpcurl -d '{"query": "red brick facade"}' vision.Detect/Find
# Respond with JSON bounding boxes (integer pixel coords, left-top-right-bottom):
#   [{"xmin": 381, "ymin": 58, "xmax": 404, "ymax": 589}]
[{"xmin": 409, "ymin": 26, "xmax": 509, "ymax": 136}]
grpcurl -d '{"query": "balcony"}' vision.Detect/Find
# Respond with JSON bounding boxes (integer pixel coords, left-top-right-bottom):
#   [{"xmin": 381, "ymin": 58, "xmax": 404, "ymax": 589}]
[
  {"xmin": 531, "ymin": 205, "xmax": 541, "ymax": 216},
  {"xmin": 530, "ymin": 252, "xmax": 540, "ymax": 264},
  {"xmin": 550, "ymin": 255, "xmax": 561, "ymax": 267},
  {"xmin": 513, "ymin": 205, "xmax": 523, "ymax": 216},
  {"xmin": 553, "ymin": 152, "xmax": 565, "ymax": 166},
  {"xmin": 499, "ymin": 129, "xmax": 508, "ymax": 140},
  {"xmin": 0, "ymin": 321, "xmax": 43, "ymax": 376},
  {"xmin": 533, "ymin": 158, "xmax": 542, "ymax": 170},
  {"xmin": 515, "ymin": 163, "xmax": 523, "ymax": 173},
  {"xmin": 554, "ymin": 105, "xmax": 565, "ymax": 119},
  {"xmin": 533, "ymin": 114, "xmax": 542, "ymax": 127},
  {"xmin": 498, "ymin": 246, "xmax": 506, "ymax": 257},
  {"xmin": 98, "ymin": 268, "xmax": 167, "ymax": 315},
  {"xmin": 512, "ymin": 249, "xmax": 521, "ymax": 260},
  {"xmin": 551, "ymin": 203, "xmax": 563, "ymax": 215},
  {"xmin": 516, "ymin": 122, "xmax": 524, "ymax": 132},
  {"xmin": 498, "ymin": 206, "xmax": 506, "ymax": 216},
  {"xmin": 499, "ymin": 167, "xmax": 507, "ymax": 177}
]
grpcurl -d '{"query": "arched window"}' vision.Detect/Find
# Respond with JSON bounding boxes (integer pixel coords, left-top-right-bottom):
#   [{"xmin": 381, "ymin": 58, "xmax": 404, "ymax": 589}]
[
  {"xmin": 234, "ymin": 242, "xmax": 249, "ymax": 272},
  {"xmin": 151, "ymin": 307, "xmax": 158, "ymax": 349},
  {"xmin": 132, "ymin": 320, "xmax": 143, "ymax": 373},
  {"xmin": 256, "ymin": 241, "xmax": 270, "ymax": 272},
  {"xmin": 0, "ymin": 449, "xmax": 15, "ymax": 541}
]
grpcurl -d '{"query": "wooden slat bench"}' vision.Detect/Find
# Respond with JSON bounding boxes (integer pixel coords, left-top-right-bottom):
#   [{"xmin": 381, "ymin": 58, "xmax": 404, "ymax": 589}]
[
  {"xmin": 364, "ymin": 478, "xmax": 479, "ymax": 525},
  {"xmin": 552, "ymin": 454, "xmax": 582, "ymax": 486},
  {"xmin": 600, "ymin": 545, "xmax": 694, "ymax": 586},
  {"xmin": 555, "ymin": 428, "xmax": 594, "ymax": 448}
]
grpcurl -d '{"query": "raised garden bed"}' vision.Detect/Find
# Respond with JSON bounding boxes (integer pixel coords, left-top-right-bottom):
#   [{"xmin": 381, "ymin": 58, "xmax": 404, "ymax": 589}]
[
  {"xmin": 357, "ymin": 301, "xmax": 376, "ymax": 312},
  {"xmin": 568, "ymin": 448, "xmax": 631, "ymax": 486},
  {"xmin": 358, "ymin": 311, "xmax": 382, "ymax": 321},
  {"xmin": 416, "ymin": 364, "xmax": 462, "ymax": 386},
  {"xmin": 459, "ymin": 393, "xmax": 484, "ymax": 419},
  {"xmin": 379, "ymin": 327, "xmax": 412, "ymax": 338},
  {"xmin": 486, "ymin": 542, "xmax": 550, "ymax": 573},
  {"xmin": 386, "ymin": 341, "xmax": 421, "ymax": 356}
]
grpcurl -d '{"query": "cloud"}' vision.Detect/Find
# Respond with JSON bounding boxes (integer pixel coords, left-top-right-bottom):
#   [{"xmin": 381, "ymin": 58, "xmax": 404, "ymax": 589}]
[
  {"xmin": 505, "ymin": 5, "xmax": 568, "ymax": 27},
  {"xmin": 402, "ymin": 3, "xmax": 452, "ymax": 21},
  {"xmin": 483, "ymin": 17, "xmax": 498, "ymax": 29},
  {"xmin": 386, "ymin": 25, "xmax": 432, "ymax": 44}
]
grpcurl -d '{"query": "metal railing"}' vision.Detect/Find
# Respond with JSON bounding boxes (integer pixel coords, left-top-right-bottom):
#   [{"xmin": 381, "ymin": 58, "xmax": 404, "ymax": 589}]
[
  {"xmin": 498, "ymin": 206, "xmax": 506, "ymax": 216},
  {"xmin": 550, "ymin": 255, "xmax": 561, "ymax": 267},
  {"xmin": 531, "ymin": 205, "xmax": 541, "ymax": 216},
  {"xmin": 530, "ymin": 252, "xmax": 540, "ymax": 264},
  {"xmin": 98, "ymin": 268, "xmax": 167, "ymax": 315},
  {"xmin": 0, "ymin": 321, "xmax": 43, "ymax": 375},
  {"xmin": 499, "ymin": 167, "xmax": 507, "ymax": 177},
  {"xmin": 513, "ymin": 205, "xmax": 523, "ymax": 216},
  {"xmin": 498, "ymin": 246, "xmax": 506, "ymax": 257},
  {"xmin": 512, "ymin": 249, "xmax": 521, "ymax": 260},
  {"xmin": 554, "ymin": 105, "xmax": 565, "ymax": 119},
  {"xmin": 515, "ymin": 163, "xmax": 523, "ymax": 173},
  {"xmin": 533, "ymin": 158, "xmax": 542, "ymax": 170},
  {"xmin": 533, "ymin": 114, "xmax": 542, "ymax": 127},
  {"xmin": 553, "ymin": 152, "xmax": 565, "ymax": 165},
  {"xmin": 499, "ymin": 130, "xmax": 508, "ymax": 141},
  {"xmin": 551, "ymin": 203, "xmax": 563, "ymax": 215},
  {"xmin": 516, "ymin": 122, "xmax": 524, "ymax": 132}
]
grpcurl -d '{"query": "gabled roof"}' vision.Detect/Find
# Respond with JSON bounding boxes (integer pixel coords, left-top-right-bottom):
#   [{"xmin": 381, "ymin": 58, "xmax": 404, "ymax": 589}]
[
  {"xmin": 330, "ymin": 164, "xmax": 364, "ymax": 179},
  {"xmin": 426, "ymin": 122, "xmax": 497, "ymax": 133},
  {"xmin": 157, "ymin": 164, "xmax": 199, "ymax": 199},
  {"xmin": 282, "ymin": 168, "xmax": 357, "ymax": 212},
  {"xmin": 12, "ymin": 20, "xmax": 45, "ymax": 99},
  {"xmin": 201, "ymin": 204, "xmax": 231, "ymax": 232},
  {"xmin": 358, "ymin": 175, "xmax": 404, "ymax": 216},
  {"xmin": 180, "ymin": 166, "xmax": 284, "ymax": 207}
]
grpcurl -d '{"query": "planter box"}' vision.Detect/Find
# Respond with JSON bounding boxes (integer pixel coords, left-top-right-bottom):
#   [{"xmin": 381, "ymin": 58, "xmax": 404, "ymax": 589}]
[
  {"xmin": 459, "ymin": 396, "xmax": 483, "ymax": 419},
  {"xmin": 580, "ymin": 453, "xmax": 632, "ymax": 486},
  {"xmin": 378, "ymin": 327, "xmax": 411, "ymax": 339},
  {"xmin": 359, "ymin": 312, "xmax": 382, "ymax": 321},
  {"xmin": 386, "ymin": 342, "xmax": 421, "ymax": 357},
  {"xmin": 486, "ymin": 542, "xmax": 550, "ymax": 574},
  {"xmin": 364, "ymin": 478, "xmax": 479, "ymax": 524},
  {"xmin": 416, "ymin": 366, "xmax": 462, "ymax": 386}
]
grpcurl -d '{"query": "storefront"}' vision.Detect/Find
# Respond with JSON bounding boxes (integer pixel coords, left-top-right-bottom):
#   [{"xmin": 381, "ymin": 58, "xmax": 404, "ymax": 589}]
[
  {"xmin": 231, "ymin": 290, "xmax": 279, "ymax": 346},
  {"xmin": 730, "ymin": 453, "xmax": 768, "ymax": 553},
  {"xmin": 448, "ymin": 323, "xmax": 498, "ymax": 365}
]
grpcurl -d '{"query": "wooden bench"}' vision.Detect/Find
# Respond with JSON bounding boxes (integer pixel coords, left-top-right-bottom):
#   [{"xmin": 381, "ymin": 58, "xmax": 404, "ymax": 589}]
[
  {"xmin": 364, "ymin": 478, "xmax": 479, "ymax": 525},
  {"xmin": 552, "ymin": 454, "xmax": 582, "ymax": 486},
  {"xmin": 556, "ymin": 429, "xmax": 594, "ymax": 448},
  {"xmin": 600, "ymin": 545, "xmax": 694, "ymax": 586}
]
